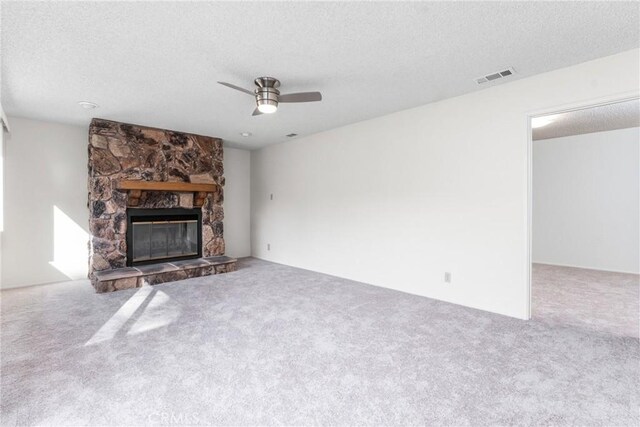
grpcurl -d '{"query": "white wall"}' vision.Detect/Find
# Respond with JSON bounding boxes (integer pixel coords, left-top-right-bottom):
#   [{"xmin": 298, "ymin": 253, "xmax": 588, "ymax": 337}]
[
  {"xmin": 2, "ymin": 117, "xmax": 90, "ymax": 289},
  {"xmin": 0, "ymin": 123, "xmax": 3, "ymax": 284},
  {"xmin": 1, "ymin": 117, "xmax": 252, "ymax": 289},
  {"xmin": 223, "ymin": 147, "xmax": 251, "ymax": 258},
  {"xmin": 251, "ymin": 49, "xmax": 640, "ymax": 319},
  {"xmin": 0, "ymin": 108, "xmax": 7, "ymax": 283},
  {"xmin": 533, "ymin": 128, "xmax": 639, "ymax": 273}
]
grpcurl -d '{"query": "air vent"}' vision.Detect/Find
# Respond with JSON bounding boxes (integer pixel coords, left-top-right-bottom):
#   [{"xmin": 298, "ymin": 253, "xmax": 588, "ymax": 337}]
[
  {"xmin": 474, "ymin": 67, "xmax": 515, "ymax": 84},
  {"xmin": 286, "ymin": 133, "xmax": 298, "ymax": 138}
]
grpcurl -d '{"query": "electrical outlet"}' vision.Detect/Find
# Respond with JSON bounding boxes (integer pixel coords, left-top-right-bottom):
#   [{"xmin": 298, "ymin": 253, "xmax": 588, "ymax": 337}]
[
  {"xmin": 267, "ymin": 243, "xmax": 271, "ymax": 251},
  {"xmin": 444, "ymin": 272, "xmax": 452, "ymax": 283}
]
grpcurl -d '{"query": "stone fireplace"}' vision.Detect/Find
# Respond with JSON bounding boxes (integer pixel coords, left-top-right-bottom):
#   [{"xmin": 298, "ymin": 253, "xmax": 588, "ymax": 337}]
[{"xmin": 88, "ymin": 118, "xmax": 236, "ymax": 292}]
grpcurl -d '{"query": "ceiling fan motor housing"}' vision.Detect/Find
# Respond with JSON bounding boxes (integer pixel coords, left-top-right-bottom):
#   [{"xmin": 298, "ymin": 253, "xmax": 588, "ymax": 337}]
[{"xmin": 255, "ymin": 77, "xmax": 280, "ymax": 110}]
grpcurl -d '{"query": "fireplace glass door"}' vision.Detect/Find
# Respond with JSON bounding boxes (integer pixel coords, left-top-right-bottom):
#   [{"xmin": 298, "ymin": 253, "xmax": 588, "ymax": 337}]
[
  {"xmin": 132, "ymin": 220, "xmax": 198, "ymax": 262},
  {"xmin": 126, "ymin": 208, "xmax": 202, "ymax": 266}
]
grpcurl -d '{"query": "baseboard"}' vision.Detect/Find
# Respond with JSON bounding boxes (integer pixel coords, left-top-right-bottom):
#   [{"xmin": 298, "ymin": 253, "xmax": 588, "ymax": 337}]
[{"xmin": 532, "ymin": 261, "xmax": 640, "ymax": 275}]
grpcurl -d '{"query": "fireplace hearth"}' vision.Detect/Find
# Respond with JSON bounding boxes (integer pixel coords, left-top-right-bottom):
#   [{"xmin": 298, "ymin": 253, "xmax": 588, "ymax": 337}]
[{"xmin": 127, "ymin": 208, "xmax": 202, "ymax": 266}]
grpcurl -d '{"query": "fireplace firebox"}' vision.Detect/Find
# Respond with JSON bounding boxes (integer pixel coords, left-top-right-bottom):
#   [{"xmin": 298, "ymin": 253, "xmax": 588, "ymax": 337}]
[{"xmin": 126, "ymin": 208, "xmax": 202, "ymax": 266}]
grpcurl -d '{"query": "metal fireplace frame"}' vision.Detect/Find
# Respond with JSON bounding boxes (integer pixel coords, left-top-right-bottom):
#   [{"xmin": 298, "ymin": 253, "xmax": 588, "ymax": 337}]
[{"xmin": 126, "ymin": 208, "xmax": 202, "ymax": 267}]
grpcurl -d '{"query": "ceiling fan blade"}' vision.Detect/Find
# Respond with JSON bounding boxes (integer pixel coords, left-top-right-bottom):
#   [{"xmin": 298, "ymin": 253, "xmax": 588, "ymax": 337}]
[
  {"xmin": 252, "ymin": 107, "xmax": 263, "ymax": 116},
  {"xmin": 279, "ymin": 92, "xmax": 322, "ymax": 103},
  {"xmin": 217, "ymin": 81, "xmax": 254, "ymax": 96}
]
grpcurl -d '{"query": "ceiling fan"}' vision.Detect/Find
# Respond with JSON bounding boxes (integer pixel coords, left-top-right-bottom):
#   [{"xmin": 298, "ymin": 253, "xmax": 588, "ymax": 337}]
[{"xmin": 217, "ymin": 77, "xmax": 322, "ymax": 116}]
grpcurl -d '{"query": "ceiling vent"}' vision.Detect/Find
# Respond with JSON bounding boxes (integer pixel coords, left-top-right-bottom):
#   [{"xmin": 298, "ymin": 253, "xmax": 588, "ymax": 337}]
[{"xmin": 474, "ymin": 67, "xmax": 515, "ymax": 84}]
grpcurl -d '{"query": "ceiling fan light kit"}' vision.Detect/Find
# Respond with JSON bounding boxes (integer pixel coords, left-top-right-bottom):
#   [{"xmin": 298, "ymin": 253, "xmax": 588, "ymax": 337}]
[
  {"xmin": 255, "ymin": 77, "xmax": 280, "ymax": 114},
  {"xmin": 218, "ymin": 77, "xmax": 322, "ymax": 116}
]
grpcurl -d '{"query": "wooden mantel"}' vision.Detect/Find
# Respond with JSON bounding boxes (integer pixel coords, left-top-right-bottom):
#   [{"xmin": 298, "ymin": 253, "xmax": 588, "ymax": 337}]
[
  {"xmin": 116, "ymin": 180, "xmax": 217, "ymax": 193},
  {"xmin": 116, "ymin": 180, "xmax": 218, "ymax": 207}
]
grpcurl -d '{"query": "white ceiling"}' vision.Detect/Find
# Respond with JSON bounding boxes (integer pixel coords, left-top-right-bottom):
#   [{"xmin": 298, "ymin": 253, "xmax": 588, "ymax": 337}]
[
  {"xmin": 533, "ymin": 99, "xmax": 640, "ymax": 141},
  {"xmin": 2, "ymin": 2, "xmax": 639, "ymax": 150}
]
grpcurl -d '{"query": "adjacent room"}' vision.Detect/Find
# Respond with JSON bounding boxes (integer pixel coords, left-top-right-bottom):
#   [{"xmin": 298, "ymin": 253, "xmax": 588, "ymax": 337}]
[
  {"xmin": 531, "ymin": 100, "xmax": 640, "ymax": 338},
  {"xmin": 1, "ymin": 2, "xmax": 638, "ymax": 426}
]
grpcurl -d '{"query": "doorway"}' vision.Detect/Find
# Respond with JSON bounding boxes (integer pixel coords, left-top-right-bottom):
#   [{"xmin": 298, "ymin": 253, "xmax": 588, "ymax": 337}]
[{"xmin": 529, "ymin": 98, "xmax": 639, "ymax": 337}]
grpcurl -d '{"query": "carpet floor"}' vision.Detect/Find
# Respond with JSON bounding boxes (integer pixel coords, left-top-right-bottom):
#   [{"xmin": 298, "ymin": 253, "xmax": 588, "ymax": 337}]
[
  {"xmin": 532, "ymin": 263, "xmax": 639, "ymax": 339},
  {"xmin": 1, "ymin": 258, "xmax": 638, "ymax": 426}
]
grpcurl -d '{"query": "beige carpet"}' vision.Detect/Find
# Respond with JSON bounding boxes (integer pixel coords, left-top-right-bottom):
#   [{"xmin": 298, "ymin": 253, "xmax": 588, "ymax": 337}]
[
  {"xmin": 532, "ymin": 263, "xmax": 639, "ymax": 338},
  {"xmin": 1, "ymin": 259, "xmax": 638, "ymax": 425}
]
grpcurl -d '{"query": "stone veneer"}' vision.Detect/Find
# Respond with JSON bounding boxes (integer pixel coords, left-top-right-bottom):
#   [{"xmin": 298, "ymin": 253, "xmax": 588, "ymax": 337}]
[{"xmin": 88, "ymin": 118, "xmax": 227, "ymax": 291}]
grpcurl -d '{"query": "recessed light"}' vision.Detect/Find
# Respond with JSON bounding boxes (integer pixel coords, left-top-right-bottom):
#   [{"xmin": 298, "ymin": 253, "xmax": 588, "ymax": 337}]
[
  {"xmin": 240, "ymin": 132, "xmax": 252, "ymax": 137},
  {"xmin": 78, "ymin": 101, "xmax": 98, "ymax": 109}
]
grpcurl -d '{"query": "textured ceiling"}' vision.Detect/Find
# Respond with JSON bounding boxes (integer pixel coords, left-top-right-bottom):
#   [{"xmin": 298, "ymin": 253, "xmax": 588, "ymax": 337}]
[
  {"xmin": 1, "ymin": 2, "xmax": 639, "ymax": 149},
  {"xmin": 533, "ymin": 99, "xmax": 640, "ymax": 140}
]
